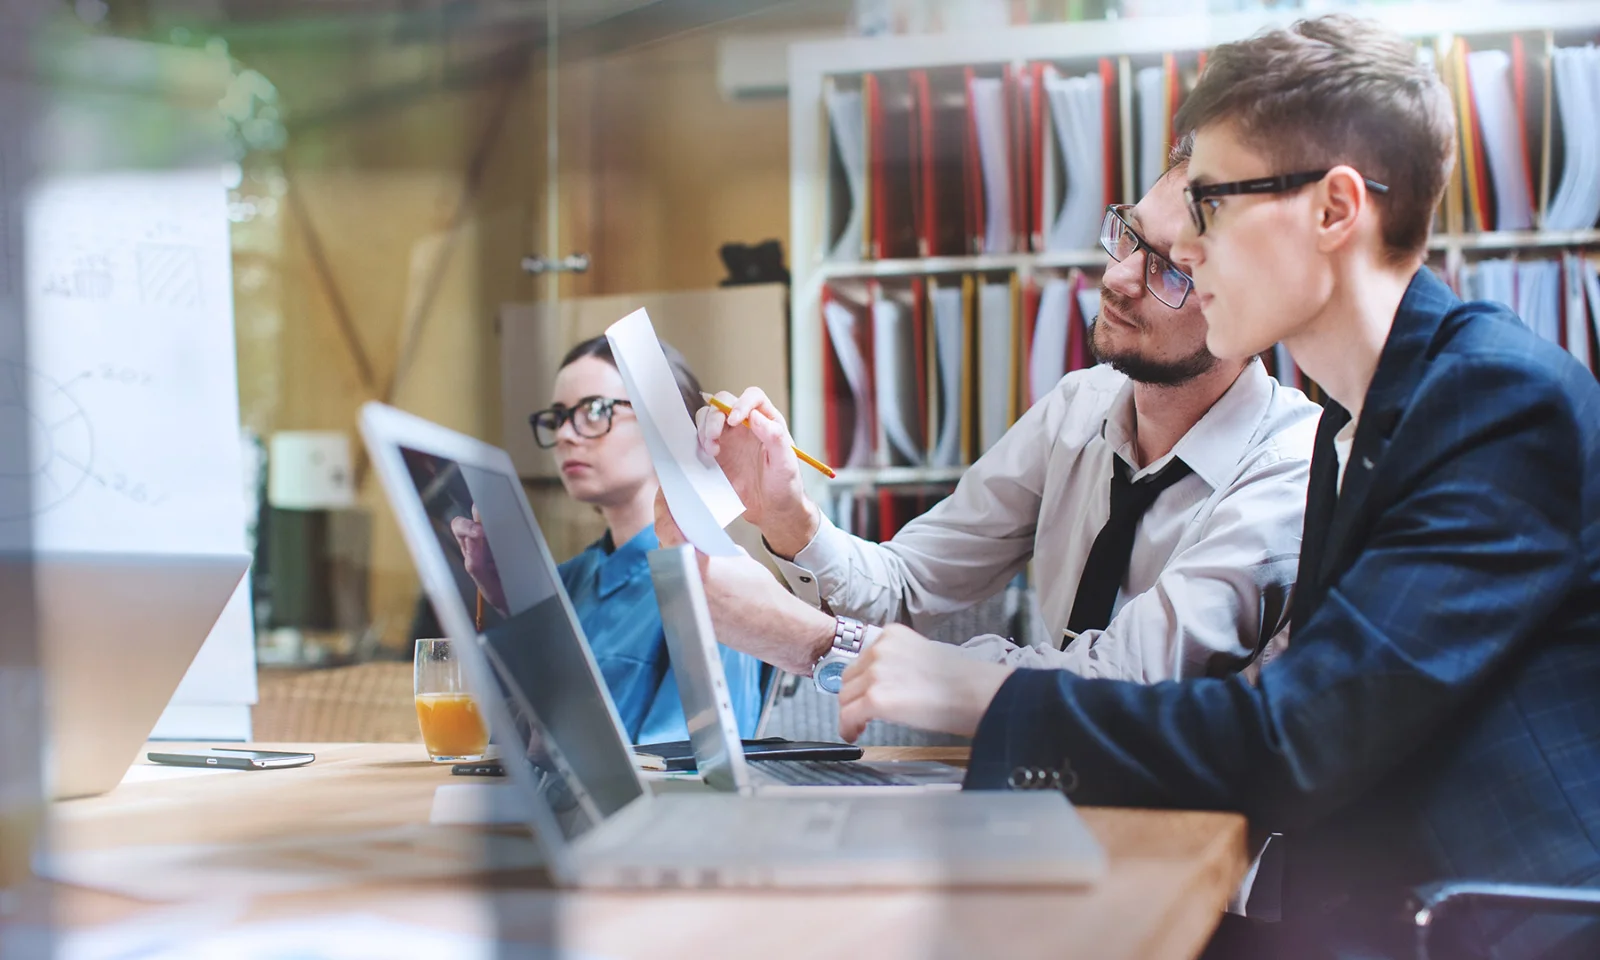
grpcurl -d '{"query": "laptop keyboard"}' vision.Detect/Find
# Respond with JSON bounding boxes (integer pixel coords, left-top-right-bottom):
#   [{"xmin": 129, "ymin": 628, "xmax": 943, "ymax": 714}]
[{"xmin": 754, "ymin": 760, "xmax": 913, "ymax": 788}]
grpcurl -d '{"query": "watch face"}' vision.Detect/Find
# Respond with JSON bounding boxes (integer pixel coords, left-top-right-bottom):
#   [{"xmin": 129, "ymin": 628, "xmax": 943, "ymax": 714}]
[{"xmin": 815, "ymin": 660, "xmax": 847, "ymax": 695}]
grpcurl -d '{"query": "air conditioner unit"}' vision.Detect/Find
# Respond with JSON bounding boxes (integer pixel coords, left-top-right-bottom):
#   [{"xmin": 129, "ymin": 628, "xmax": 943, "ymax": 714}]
[{"xmin": 716, "ymin": 30, "xmax": 845, "ymax": 100}]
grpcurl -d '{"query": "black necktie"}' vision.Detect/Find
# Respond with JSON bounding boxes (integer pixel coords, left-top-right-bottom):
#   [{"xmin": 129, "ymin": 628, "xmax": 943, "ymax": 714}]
[{"xmin": 1065, "ymin": 455, "xmax": 1194, "ymax": 637}]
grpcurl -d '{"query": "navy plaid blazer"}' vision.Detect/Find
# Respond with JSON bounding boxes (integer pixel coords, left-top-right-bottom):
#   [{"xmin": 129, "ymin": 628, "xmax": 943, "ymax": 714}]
[{"xmin": 967, "ymin": 268, "xmax": 1600, "ymax": 958}]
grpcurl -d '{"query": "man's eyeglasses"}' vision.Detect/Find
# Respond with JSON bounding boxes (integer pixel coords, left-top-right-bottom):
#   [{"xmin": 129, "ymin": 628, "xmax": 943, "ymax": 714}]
[
  {"xmin": 1183, "ymin": 170, "xmax": 1390, "ymax": 237},
  {"xmin": 529, "ymin": 396, "xmax": 632, "ymax": 449},
  {"xmin": 1100, "ymin": 204, "xmax": 1194, "ymax": 310}
]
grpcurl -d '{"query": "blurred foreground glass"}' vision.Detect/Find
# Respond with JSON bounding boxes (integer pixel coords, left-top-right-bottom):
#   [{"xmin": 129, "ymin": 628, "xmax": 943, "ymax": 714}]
[
  {"xmin": 0, "ymin": 667, "xmax": 44, "ymax": 899},
  {"xmin": 413, "ymin": 639, "xmax": 489, "ymax": 763},
  {"xmin": 0, "ymin": 804, "xmax": 41, "ymax": 895}
]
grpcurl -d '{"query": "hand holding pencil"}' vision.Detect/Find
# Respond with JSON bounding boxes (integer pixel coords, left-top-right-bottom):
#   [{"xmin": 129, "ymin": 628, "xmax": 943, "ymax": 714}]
[
  {"xmin": 695, "ymin": 388, "xmax": 828, "ymax": 557},
  {"xmin": 701, "ymin": 392, "xmax": 834, "ymax": 479}
]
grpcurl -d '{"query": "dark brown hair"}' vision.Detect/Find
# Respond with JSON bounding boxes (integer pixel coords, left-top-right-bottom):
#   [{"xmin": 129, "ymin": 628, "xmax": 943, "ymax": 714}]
[
  {"xmin": 560, "ymin": 334, "xmax": 704, "ymax": 417},
  {"xmin": 1173, "ymin": 14, "xmax": 1455, "ymax": 265}
]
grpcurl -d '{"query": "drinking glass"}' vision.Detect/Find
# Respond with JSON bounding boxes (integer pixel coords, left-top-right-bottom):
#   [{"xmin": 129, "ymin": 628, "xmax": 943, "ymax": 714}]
[{"xmin": 413, "ymin": 638, "xmax": 489, "ymax": 763}]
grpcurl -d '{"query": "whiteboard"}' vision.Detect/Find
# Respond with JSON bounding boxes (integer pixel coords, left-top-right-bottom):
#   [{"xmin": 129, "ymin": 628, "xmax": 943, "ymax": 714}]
[
  {"xmin": 7, "ymin": 166, "xmax": 249, "ymax": 556},
  {"xmin": 0, "ymin": 102, "xmax": 258, "ymax": 733}
]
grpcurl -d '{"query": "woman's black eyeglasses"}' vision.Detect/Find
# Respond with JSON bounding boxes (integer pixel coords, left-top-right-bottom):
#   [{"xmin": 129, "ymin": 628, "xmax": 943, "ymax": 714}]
[
  {"xmin": 530, "ymin": 396, "xmax": 632, "ymax": 449},
  {"xmin": 1183, "ymin": 170, "xmax": 1390, "ymax": 237},
  {"xmin": 1100, "ymin": 204, "xmax": 1194, "ymax": 310}
]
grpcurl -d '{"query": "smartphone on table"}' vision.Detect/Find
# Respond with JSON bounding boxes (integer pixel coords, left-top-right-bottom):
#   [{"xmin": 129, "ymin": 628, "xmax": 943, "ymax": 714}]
[{"xmin": 146, "ymin": 748, "xmax": 316, "ymax": 770}]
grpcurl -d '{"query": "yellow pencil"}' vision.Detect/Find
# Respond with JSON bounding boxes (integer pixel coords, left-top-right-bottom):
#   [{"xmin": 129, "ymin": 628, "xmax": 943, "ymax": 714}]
[{"xmin": 702, "ymin": 393, "xmax": 837, "ymax": 479}]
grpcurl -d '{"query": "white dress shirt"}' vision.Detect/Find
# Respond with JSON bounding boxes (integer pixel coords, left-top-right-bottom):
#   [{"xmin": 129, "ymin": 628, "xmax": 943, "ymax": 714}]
[
  {"xmin": 1333, "ymin": 414, "xmax": 1360, "ymax": 494},
  {"xmin": 773, "ymin": 360, "xmax": 1321, "ymax": 683}
]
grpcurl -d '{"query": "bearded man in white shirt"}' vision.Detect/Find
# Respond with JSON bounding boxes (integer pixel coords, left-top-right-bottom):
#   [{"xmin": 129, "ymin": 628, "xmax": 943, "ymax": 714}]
[{"xmin": 659, "ymin": 154, "xmax": 1320, "ymax": 742}]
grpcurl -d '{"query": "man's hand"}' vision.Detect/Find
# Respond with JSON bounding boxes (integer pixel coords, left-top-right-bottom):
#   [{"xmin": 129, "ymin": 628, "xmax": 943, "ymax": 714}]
[
  {"xmin": 654, "ymin": 490, "xmax": 834, "ymax": 675},
  {"xmin": 837, "ymin": 626, "xmax": 1014, "ymax": 743},
  {"xmin": 449, "ymin": 506, "xmax": 508, "ymax": 615},
  {"xmin": 698, "ymin": 387, "xmax": 819, "ymax": 559}
]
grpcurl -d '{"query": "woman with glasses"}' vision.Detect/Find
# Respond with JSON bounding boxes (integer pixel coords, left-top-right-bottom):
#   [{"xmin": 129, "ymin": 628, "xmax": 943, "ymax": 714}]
[{"xmin": 457, "ymin": 334, "xmax": 764, "ymax": 745}]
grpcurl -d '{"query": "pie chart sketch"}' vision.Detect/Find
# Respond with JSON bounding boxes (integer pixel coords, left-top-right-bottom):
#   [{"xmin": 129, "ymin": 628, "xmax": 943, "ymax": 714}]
[{"xmin": 0, "ymin": 361, "xmax": 93, "ymax": 521}]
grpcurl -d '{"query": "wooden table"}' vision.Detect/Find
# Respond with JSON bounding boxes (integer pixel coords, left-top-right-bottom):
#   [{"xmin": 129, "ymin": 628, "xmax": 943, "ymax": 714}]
[{"xmin": 43, "ymin": 743, "xmax": 1248, "ymax": 959}]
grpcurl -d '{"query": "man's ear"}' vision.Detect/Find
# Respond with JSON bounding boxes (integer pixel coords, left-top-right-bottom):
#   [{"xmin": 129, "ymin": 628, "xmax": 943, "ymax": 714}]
[{"xmin": 1315, "ymin": 165, "xmax": 1367, "ymax": 254}]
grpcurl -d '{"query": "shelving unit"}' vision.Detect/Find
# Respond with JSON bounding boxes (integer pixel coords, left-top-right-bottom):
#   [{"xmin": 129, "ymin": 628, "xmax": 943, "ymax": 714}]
[
  {"xmin": 811, "ymin": 229, "xmax": 1600, "ymax": 285},
  {"xmin": 815, "ymin": 248, "xmax": 1107, "ymax": 281},
  {"xmin": 828, "ymin": 465, "xmax": 969, "ymax": 489},
  {"xmin": 787, "ymin": 3, "xmax": 1600, "ymax": 505}
]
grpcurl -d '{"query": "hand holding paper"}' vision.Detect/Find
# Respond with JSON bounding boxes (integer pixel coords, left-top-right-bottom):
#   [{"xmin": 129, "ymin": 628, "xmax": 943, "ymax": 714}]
[
  {"xmin": 654, "ymin": 490, "xmax": 835, "ymax": 675},
  {"xmin": 697, "ymin": 387, "xmax": 821, "ymax": 560},
  {"xmin": 605, "ymin": 309, "xmax": 746, "ymax": 557}
]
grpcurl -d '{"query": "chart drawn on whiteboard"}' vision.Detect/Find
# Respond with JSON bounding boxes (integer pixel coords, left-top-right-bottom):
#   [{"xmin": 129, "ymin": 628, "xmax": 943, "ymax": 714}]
[
  {"xmin": 137, "ymin": 243, "xmax": 202, "ymax": 308},
  {"xmin": 0, "ymin": 360, "xmax": 93, "ymax": 522},
  {"xmin": 41, "ymin": 253, "xmax": 114, "ymax": 301}
]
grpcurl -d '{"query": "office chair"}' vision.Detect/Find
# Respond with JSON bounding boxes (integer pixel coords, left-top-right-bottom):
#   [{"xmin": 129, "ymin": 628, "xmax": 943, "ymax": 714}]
[{"xmin": 1409, "ymin": 881, "xmax": 1600, "ymax": 960}]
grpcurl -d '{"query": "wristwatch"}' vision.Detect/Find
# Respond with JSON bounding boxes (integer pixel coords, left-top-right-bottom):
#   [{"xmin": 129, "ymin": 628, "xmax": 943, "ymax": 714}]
[{"xmin": 813, "ymin": 616, "xmax": 869, "ymax": 695}]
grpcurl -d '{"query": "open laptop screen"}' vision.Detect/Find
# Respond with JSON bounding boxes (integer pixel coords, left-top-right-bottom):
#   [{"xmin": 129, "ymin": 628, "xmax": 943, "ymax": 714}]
[{"xmin": 398, "ymin": 445, "xmax": 644, "ymax": 842}]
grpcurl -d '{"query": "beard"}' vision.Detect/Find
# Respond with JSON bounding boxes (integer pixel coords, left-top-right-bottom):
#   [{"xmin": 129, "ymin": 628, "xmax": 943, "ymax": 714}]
[{"xmin": 1089, "ymin": 289, "xmax": 1218, "ymax": 386}]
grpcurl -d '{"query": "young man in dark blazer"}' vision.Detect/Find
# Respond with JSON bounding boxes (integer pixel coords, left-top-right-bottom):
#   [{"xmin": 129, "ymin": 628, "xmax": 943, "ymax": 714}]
[{"xmin": 836, "ymin": 14, "xmax": 1599, "ymax": 959}]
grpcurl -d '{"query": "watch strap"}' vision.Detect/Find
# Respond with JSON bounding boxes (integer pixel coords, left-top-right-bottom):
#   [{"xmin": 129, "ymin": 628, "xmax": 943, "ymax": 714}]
[{"xmin": 831, "ymin": 615, "xmax": 867, "ymax": 656}]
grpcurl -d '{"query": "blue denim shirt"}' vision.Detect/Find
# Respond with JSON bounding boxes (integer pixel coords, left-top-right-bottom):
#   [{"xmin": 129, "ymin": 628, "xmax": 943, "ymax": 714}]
[{"xmin": 556, "ymin": 526, "xmax": 763, "ymax": 745}]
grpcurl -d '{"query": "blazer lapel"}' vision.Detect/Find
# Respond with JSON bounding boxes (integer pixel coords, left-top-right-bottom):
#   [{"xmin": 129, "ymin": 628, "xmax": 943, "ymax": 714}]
[
  {"xmin": 1304, "ymin": 269, "xmax": 1462, "ymax": 625},
  {"xmin": 1314, "ymin": 411, "xmax": 1394, "ymax": 585}
]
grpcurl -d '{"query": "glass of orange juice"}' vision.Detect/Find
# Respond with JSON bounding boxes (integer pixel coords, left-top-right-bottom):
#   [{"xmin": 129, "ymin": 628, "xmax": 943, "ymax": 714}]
[{"xmin": 414, "ymin": 638, "xmax": 489, "ymax": 763}]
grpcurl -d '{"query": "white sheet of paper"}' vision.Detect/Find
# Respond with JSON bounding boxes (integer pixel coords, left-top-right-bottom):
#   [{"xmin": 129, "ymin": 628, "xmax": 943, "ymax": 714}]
[
  {"xmin": 19, "ymin": 168, "xmax": 247, "ymax": 555},
  {"xmin": 1466, "ymin": 50, "xmax": 1535, "ymax": 231},
  {"xmin": 977, "ymin": 280, "xmax": 1014, "ymax": 454},
  {"xmin": 1045, "ymin": 71, "xmax": 1104, "ymax": 251},
  {"xmin": 970, "ymin": 77, "xmax": 1012, "ymax": 254},
  {"xmin": 826, "ymin": 86, "xmax": 866, "ymax": 262},
  {"xmin": 1469, "ymin": 257, "xmax": 1516, "ymax": 309},
  {"xmin": 605, "ymin": 309, "xmax": 744, "ymax": 557},
  {"xmin": 1028, "ymin": 277, "xmax": 1071, "ymax": 405},
  {"xmin": 1517, "ymin": 260, "xmax": 1562, "ymax": 346},
  {"xmin": 1546, "ymin": 47, "xmax": 1600, "ymax": 232},
  {"xmin": 930, "ymin": 286, "xmax": 965, "ymax": 468},
  {"xmin": 1077, "ymin": 287, "xmax": 1102, "ymax": 330},
  {"xmin": 823, "ymin": 299, "xmax": 875, "ymax": 469},
  {"xmin": 1136, "ymin": 65, "xmax": 1167, "ymax": 199},
  {"xmin": 1563, "ymin": 253, "xmax": 1592, "ymax": 371},
  {"xmin": 871, "ymin": 291, "xmax": 923, "ymax": 465},
  {"xmin": 1583, "ymin": 257, "xmax": 1600, "ymax": 357}
]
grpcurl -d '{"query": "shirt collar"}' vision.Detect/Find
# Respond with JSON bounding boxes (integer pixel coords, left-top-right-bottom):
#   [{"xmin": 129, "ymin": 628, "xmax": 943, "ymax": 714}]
[
  {"xmin": 1099, "ymin": 358, "xmax": 1275, "ymax": 491},
  {"xmin": 596, "ymin": 525, "xmax": 659, "ymax": 598}
]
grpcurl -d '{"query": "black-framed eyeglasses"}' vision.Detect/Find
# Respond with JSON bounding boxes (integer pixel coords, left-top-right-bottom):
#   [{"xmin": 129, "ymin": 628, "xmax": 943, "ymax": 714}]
[
  {"xmin": 1183, "ymin": 170, "xmax": 1390, "ymax": 236},
  {"xmin": 1100, "ymin": 204, "xmax": 1194, "ymax": 310},
  {"xmin": 529, "ymin": 396, "xmax": 632, "ymax": 449}
]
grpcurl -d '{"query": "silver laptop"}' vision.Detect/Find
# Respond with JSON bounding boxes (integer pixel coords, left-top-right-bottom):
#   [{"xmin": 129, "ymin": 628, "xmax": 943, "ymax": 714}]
[
  {"xmin": 24, "ymin": 551, "xmax": 251, "ymax": 799},
  {"xmin": 360, "ymin": 401, "xmax": 1106, "ymax": 889},
  {"xmin": 648, "ymin": 543, "xmax": 965, "ymax": 794}
]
